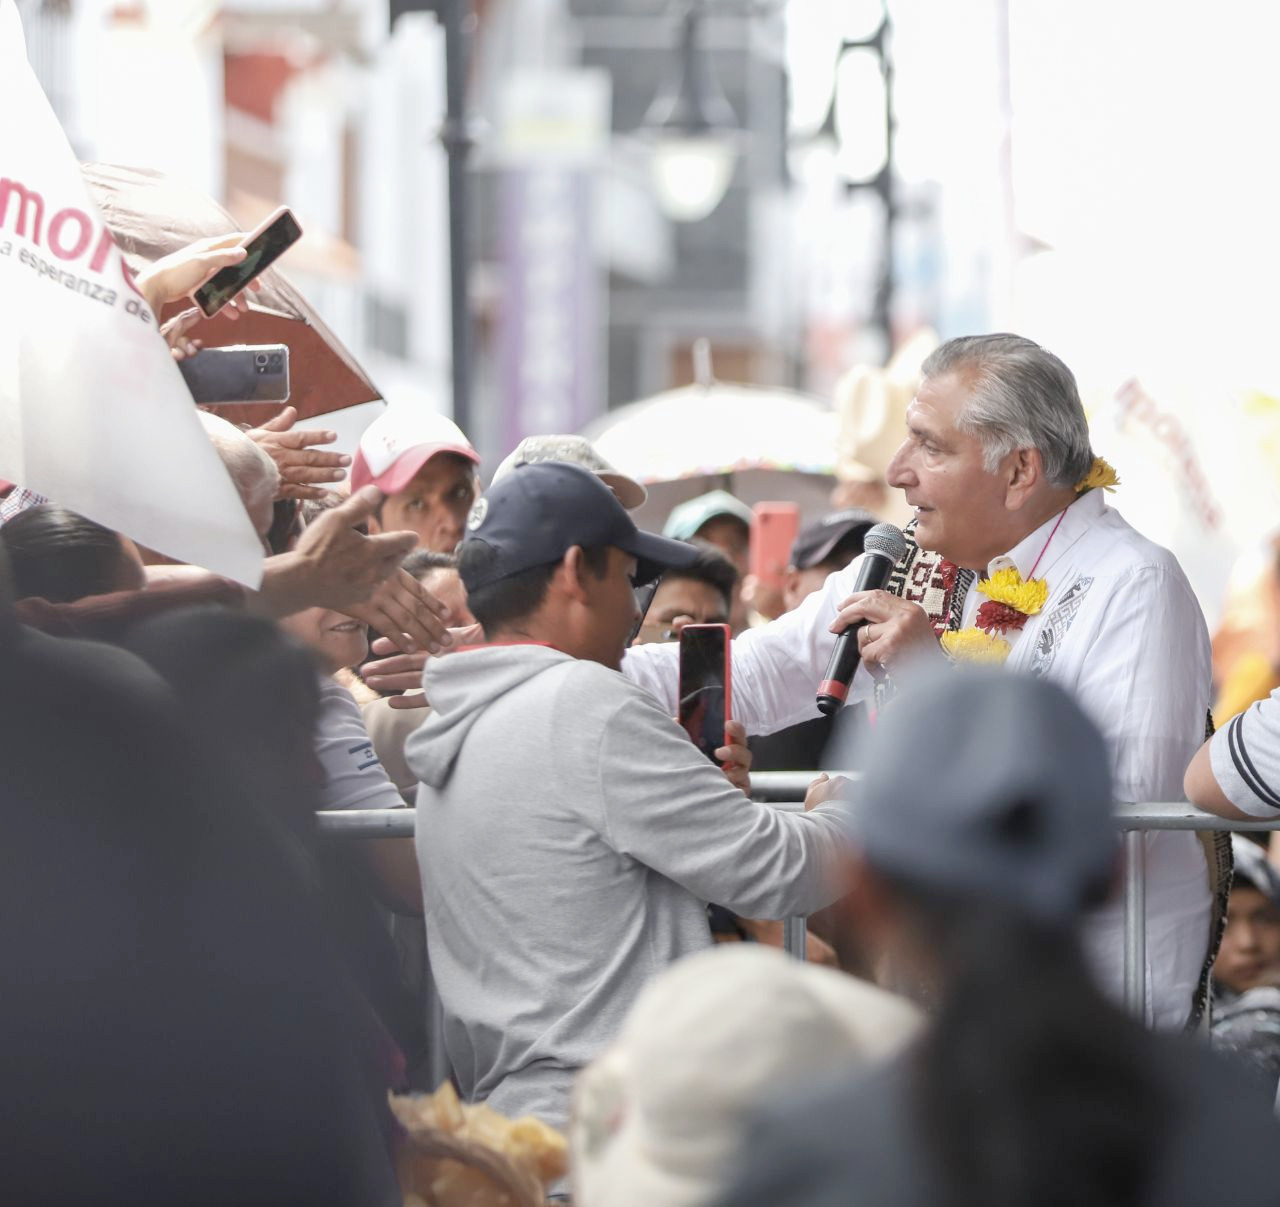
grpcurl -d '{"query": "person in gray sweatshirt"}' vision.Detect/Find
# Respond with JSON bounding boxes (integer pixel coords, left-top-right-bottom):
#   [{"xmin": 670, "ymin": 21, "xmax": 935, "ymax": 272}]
[{"xmin": 404, "ymin": 462, "xmax": 849, "ymax": 1137}]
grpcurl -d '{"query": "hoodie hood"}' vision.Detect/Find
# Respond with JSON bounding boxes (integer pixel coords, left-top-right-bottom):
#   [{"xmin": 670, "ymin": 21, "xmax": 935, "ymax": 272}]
[{"xmin": 405, "ymin": 643, "xmax": 577, "ymax": 789}]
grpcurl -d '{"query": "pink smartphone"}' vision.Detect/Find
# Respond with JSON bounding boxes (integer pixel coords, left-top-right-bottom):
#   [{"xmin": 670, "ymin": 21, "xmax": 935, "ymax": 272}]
[
  {"xmin": 749, "ymin": 502, "xmax": 801, "ymax": 589},
  {"xmin": 194, "ymin": 206, "xmax": 302, "ymax": 317}
]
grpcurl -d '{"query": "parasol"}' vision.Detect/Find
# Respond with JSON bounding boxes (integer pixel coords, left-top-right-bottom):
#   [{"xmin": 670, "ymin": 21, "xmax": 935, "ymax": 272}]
[{"xmin": 583, "ymin": 375, "xmax": 838, "ymax": 531}]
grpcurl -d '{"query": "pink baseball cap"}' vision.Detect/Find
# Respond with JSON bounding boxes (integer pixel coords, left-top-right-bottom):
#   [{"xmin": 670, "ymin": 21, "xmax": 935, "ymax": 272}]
[{"xmin": 350, "ymin": 408, "xmax": 479, "ymax": 495}]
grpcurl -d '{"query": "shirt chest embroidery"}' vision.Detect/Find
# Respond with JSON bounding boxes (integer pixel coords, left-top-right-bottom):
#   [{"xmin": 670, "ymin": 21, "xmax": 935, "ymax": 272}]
[{"xmin": 1029, "ymin": 576, "xmax": 1094, "ymax": 678}]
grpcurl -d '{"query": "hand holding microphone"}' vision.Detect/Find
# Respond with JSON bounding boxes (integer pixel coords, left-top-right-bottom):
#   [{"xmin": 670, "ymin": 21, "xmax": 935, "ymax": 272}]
[{"xmin": 816, "ymin": 524, "xmax": 909, "ymax": 716}]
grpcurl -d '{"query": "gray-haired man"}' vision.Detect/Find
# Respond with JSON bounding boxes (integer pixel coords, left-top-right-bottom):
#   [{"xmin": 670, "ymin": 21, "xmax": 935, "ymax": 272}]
[{"xmin": 625, "ymin": 333, "xmax": 1215, "ymax": 1030}]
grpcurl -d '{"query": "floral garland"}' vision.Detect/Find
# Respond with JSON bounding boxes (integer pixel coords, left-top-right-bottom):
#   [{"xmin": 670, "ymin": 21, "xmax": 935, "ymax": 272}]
[
  {"xmin": 1075, "ymin": 455, "xmax": 1121, "ymax": 494},
  {"xmin": 939, "ymin": 455, "xmax": 1118, "ymax": 665}
]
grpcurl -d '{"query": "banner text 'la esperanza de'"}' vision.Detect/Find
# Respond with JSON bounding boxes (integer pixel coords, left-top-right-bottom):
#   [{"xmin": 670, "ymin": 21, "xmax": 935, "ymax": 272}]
[{"xmin": 0, "ymin": 176, "xmax": 155, "ymax": 323}]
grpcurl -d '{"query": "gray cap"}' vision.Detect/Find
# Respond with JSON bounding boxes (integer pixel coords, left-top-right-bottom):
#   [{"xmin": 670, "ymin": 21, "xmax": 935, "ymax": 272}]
[
  {"xmin": 833, "ymin": 667, "xmax": 1116, "ymax": 925},
  {"xmin": 492, "ymin": 435, "xmax": 647, "ymax": 510}
]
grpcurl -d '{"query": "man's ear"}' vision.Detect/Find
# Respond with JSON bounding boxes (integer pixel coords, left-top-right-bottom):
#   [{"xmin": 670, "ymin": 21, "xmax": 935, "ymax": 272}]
[
  {"xmin": 559, "ymin": 545, "xmax": 593, "ymax": 606},
  {"xmin": 1003, "ymin": 447, "xmax": 1043, "ymax": 510}
]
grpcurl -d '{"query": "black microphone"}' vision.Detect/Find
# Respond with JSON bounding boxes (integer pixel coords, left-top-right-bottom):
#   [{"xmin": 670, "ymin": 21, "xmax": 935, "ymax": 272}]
[{"xmin": 816, "ymin": 523, "xmax": 908, "ymax": 716}]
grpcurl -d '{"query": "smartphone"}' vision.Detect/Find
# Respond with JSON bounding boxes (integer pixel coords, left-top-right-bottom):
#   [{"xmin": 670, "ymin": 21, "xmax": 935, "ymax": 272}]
[
  {"xmin": 678, "ymin": 623, "xmax": 732, "ymax": 762},
  {"xmin": 178, "ymin": 344, "xmax": 290, "ymax": 404},
  {"xmin": 628, "ymin": 577, "xmax": 662, "ymax": 645},
  {"xmin": 194, "ymin": 206, "xmax": 303, "ymax": 317},
  {"xmin": 749, "ymin": 502, "xmax": 801, "ymax": 589}
]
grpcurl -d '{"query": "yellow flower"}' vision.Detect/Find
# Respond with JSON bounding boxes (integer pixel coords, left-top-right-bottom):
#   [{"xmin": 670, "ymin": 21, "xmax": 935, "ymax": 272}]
[
  {"xmin": 941, "ymin": 627, "xmax": 1012, "ymax": 664},
  {"xmin": 1075, "ymin": 455, "xmax": 1120, "ymax": 494},
  {"xmin": 977, "ymin": 567, "xmax": 1049, "ymax": 616}
]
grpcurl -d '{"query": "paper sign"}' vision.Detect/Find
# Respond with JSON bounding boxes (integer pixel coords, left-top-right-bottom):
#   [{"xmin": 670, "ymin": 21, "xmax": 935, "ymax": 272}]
[{"xmin": 0, "ymin": 0, "xmax": 263, "ymax": 586}]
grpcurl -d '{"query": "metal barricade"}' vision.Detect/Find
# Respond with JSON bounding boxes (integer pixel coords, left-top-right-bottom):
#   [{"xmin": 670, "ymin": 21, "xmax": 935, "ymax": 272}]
[{"xmin": 315, "ymin": 772, "xmax": 1280, "ymax": 1019}]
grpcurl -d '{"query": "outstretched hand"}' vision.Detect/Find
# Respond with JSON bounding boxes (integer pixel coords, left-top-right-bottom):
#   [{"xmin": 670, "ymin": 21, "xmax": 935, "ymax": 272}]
[
  {"xmin": 347, "ymin": 568, "xmax": 453, "ymax": 657},
  {"xmin": 802, "ymin": 772, "xmax": 853, "ymax": 811},
  {"xmin": 361, "ymin": 624, "xmax": 484, "ymax": 708},
  {"xmin": 288, "ymin": 486, "xmax": 417, "ymax": 613},
  {"xmin": 247, "ymin": 407, "xmax": 351, "ymax": 500},
  {"xmin": 160, "ymin": 307, "xmax": 205, "ymax": 360}
]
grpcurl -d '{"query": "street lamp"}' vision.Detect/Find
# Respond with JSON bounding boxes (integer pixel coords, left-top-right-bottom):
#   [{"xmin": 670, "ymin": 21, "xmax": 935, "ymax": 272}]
[
  {"xmin": 638, "ymin": 4, "xmax": 743, "ymax": 223},
  {"xmin": 789, "ymin": 2, "xmax": 897, "ymax": 359}
]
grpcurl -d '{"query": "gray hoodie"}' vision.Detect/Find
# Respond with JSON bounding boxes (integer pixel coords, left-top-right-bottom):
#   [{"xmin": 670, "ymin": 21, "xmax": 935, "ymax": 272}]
[{"xmin": 406, "ymin": 643, "xmax": 846, "ymax": 1134}]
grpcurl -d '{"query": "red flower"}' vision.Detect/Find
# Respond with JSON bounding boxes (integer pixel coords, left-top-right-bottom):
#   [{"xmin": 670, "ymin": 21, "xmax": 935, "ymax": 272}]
[{"xmin": 976, "ymin": 599, "xmax": 1030, "ymax": 635}]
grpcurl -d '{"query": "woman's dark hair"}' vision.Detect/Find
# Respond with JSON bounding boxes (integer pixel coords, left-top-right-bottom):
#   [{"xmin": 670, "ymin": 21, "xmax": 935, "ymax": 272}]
[
  {"xmin": 884, "ymin": 875, "xmax": 1173, "ymax": 1207},
  {"xmin": 458, "ymin": 541, "xmax": 611, "ymax": 634},
  {"xmin": 1, "ymin": 504, "xmax": 136, "ymax": 603}
]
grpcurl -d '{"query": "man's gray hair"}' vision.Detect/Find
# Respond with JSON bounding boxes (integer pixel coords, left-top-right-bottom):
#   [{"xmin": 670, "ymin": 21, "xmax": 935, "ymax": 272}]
[
  {"xmin": 197, "ymin": 411, "xmax": 280, "ymax": 538},
  {"xmin": 921, "ymin": 334, "xmax": 1093, "ymax": 488}
]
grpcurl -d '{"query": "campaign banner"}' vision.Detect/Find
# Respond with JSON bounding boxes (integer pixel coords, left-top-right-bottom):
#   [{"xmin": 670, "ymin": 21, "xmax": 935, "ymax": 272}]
[{"xmin": 0, "ymin": 0, "xmax": 262, "ymax": 585}]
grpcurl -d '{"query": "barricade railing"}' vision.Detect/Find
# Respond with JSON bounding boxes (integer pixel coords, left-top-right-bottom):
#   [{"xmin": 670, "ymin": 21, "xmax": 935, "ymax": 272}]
[{"xmin": 315, "ymin": 771, "xmax": 1280, "ymax": 1020}]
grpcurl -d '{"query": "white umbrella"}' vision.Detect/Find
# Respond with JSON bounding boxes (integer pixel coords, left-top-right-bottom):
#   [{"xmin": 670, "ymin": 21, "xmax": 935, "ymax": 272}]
[{"xmin": 583, "ymin": 364, "xmax": 838, "ymax": 530}]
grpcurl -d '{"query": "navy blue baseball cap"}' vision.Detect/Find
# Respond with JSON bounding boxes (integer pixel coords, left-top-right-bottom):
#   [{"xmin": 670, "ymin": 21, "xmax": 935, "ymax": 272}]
[{"xmin": 460, "ymin": 461, "xmax": 701, "ymax": 591}]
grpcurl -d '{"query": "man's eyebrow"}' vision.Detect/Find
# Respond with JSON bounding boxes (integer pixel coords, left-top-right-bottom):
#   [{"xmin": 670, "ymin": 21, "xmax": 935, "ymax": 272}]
[{"xmin": 907, "ymin": 420, "xmax": 944, "ymax": 446}]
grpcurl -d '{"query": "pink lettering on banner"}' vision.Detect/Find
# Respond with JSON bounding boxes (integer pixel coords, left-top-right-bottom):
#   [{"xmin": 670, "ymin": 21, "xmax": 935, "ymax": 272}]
[
  {"xmin": 0, "ymin": 174, "xmax": 149, "ymax": 306},
  {"xmin": 88, "ymin": 225, "xmax": 115, "ymax": 273},
  {"xmin": 1114, "ymin": 378, "xmax": 1221, "ymax": 531},
  {"xmin": 0, "ymin": 177, "xmax": 44, "ymax": 239},
  {"xmin": 48, "ymin": 207, "xmax": 92, "ymax": 260}
]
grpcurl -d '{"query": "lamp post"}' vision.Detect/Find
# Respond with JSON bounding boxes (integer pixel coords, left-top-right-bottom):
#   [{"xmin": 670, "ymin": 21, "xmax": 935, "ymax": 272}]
[
  {"xmin": 391, "ymin": 0, "xmax": 474, "ymax": 436},
  {"xmin": 637, "ymin": 3, "xmax": 744, "ymax": 224},
  {"xmin": 792, "ymin": 3, "xmax": 897, "ymax": 360}
]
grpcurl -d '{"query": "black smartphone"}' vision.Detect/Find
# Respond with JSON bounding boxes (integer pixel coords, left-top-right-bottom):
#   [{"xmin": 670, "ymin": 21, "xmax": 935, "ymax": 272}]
[
  {"xmin": 628, "ymin": 577, "xmax": 662, "ymax": 645},
  {"xmin": 678, "ymin": 623, "xmax": 732, "ymax": 762},
  {"xmin": 178, "ymin": 344, "xmax": 290, "ymax": 404},
  {"xmin": 194, "ymin": 206, "xmax": 302, "ymax": 317}
]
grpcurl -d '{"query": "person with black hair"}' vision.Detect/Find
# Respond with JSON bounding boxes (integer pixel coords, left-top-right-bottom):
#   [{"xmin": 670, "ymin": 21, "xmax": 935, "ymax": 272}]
[
  {"xmin": 404, "ymin": 462, "xmax": 848, "ymax": 1147},
  {"xmin": 1, "ymin": 502, "xmax": 145, "ymax": 602},
  {"xmin": 714, "ymin": 669, "xmax": 1280, "ymax": 1207},
  {"xmin": 1210, "ymin": 835, "xmax": 1280, "ymax": 1093},
  {"xmin": 630, "ymin": 540, "xmax": 737, "ymax": 645}
]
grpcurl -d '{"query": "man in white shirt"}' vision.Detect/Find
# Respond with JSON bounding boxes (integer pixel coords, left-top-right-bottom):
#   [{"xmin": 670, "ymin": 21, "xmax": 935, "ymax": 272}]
[{"xmin": 625, "ymin": 333, "xmax": 1215, "ymax": 1030}]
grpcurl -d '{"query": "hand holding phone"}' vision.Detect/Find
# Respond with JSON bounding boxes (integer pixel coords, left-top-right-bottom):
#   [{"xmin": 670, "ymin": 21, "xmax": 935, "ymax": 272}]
[
  {"xmin": 194, "ymin": 206, "xmax": 303, "ymax": 317},
  {"xmin": 678, "ymin": 623, "xmax": 733, "ymax": 763}
]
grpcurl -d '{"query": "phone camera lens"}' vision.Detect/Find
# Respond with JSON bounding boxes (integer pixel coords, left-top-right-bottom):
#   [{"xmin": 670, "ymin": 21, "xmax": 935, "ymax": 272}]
[
  {"xmin": 269, "ymin": 353, "xmax": 282, "ymax": 368},
  {"xmin": 254, "ymin": 352, "xmax": 269, "ymax": 367}
]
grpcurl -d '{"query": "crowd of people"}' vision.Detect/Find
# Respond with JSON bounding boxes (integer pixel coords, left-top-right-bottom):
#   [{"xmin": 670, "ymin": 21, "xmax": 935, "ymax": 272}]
[{"xmin": 7, "ymin": 234, "xmax": 1280, "ymax": 1205}]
